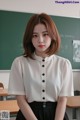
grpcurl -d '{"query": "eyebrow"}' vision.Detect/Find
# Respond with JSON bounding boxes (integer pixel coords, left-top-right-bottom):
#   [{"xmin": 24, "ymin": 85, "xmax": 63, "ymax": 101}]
[{"xmin": 33, "ymin": 31, "xmax": 48, "ymax": 34}]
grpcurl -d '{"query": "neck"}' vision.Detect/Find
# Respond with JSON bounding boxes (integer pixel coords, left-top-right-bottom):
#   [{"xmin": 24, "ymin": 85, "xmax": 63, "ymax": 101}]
[{"xmin": 35, "ymin": 51, "xmax": 49, "ymax": 58}]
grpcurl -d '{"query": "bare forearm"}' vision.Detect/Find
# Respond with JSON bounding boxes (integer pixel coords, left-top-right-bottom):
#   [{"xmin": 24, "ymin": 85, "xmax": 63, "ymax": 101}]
[
  {"xmin": 16, "ymin": 95, "xmax": 37, "ymax": 120},
  {"xmin": 55, "ymin": 97, "xmax": 67, "ymax": 120}
]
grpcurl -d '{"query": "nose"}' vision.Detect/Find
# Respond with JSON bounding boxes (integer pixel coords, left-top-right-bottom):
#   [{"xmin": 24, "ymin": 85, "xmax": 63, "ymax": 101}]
[{"xmin": 38, "ymin": 35, "xmax": 44, "ymax": 43}]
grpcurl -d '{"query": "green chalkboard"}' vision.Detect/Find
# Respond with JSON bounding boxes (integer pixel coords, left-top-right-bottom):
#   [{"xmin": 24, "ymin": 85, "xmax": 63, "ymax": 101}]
[{"xmin": 0, "ymin": 10, "xmax": 80, "ymax": 69}]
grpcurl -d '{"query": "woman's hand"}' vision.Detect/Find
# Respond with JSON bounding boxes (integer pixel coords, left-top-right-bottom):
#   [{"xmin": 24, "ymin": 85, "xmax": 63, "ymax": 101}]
[
  {"xmin": 16, "ymin": 95, "xmax": 37, "ymax": 120},
  {"xmin": 55, "ymin": 96, "xmax": 67, "ymax": 120}
]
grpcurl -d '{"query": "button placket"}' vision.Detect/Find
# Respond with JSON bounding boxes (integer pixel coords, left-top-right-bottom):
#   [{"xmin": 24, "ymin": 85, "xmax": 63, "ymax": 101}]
[{"xmin": 41, "ymin": 59, "xmax": 46, "ymax": 101}]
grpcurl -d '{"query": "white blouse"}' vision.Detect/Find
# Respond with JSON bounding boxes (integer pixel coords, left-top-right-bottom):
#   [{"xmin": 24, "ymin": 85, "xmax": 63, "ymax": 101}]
[{"xmin": 8, "ymin": 54, "xmax": 74, "ymax": 103}]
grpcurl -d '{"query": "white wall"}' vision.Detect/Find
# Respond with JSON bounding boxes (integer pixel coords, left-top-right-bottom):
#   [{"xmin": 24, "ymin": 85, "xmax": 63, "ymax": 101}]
[
  {"xmin": 0, "ymin": 0, "xmax": 80, "ymax": 89},
  {"xmin": 0, "ymin": 71, "xmax": 10, "ymax": 89},
  {"xmin": 73, "ymin": 70, "xmax": 80, "ymax": 90},
  {"xmin": 0, "ymin": 0, "xmax": 80, "ymax": 18}
]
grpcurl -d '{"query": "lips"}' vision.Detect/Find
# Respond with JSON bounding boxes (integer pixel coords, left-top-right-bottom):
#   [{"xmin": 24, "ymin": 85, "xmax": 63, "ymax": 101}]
[{"xmin": 38, "ymin": 45, "xmax": 45, "ymax": 48}]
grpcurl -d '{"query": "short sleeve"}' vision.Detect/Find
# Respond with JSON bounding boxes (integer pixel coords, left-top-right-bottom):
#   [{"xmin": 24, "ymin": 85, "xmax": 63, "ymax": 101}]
[
  {"xmin": 59, "ymin": 60, "xmax": 74, "ymax": 96},
  {"xmin": 8, "ymin": 57, "xmax": 25, "ymax": 95}
]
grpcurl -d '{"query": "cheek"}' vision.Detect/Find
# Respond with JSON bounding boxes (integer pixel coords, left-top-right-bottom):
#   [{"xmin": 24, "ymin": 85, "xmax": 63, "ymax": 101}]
[
  {"xmin": 32, "ymin": 39, "xmax": 35, "ymax": 44},
  {"xmin": 48, "ymin": 40, "xmax": 51, "ymax": 46},
  {"xmin": 32, "ymin": 39, "xmax": 34, "ymax": 43},
  {"xmin": 45, "ymin": 37, "xmax": 51, "ymax": 44},
  {"xmin": 32, "ymin": 39, "xmax": 35, "ymax": 46},
  {"xmin": 32, "ymin": 39, "xmax": 37, "ymax": 47}
]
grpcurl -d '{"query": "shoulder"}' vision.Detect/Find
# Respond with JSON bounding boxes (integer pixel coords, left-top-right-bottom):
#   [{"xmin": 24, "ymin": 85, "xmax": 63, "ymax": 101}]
[
  {"xmin": 53, "ymin": 55, "xmax": 72, "ymax": 67},
  {"xmin": 53, "ymin": 54, "xmax": 70, "ymax": 62},
  {"xmin": 10, "ymin": 56, "xmax": 29, "ymax": 73},
  {"xmin": 11, "ymin": 56, "xmax": 28, "ymax": 68},
  {"xmin": 12, "ymin": 56, "xmax": 27, "ymax": 64}
]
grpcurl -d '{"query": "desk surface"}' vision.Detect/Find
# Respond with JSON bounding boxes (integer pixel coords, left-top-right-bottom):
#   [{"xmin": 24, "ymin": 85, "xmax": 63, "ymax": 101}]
[
  {"xmin": 0, "ymin": 100, "xmax": 19, "ymax": 114},
  {"xmin": 0, "ymin": 88, "xmax": 8, "ymax": 96},
  {"xmin": 67, "ymin": 96, "xmax": 80, "ymax": 108}
]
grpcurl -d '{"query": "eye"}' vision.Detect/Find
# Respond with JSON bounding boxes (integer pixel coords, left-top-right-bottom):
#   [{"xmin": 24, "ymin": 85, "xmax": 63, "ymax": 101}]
[
  {"xmin": 32, "ymin": 34, "xmax": 38, "ymax": 38},
  {"xmin": 43, "ymin": 32, "xmax": 49, "ymax": 37}
]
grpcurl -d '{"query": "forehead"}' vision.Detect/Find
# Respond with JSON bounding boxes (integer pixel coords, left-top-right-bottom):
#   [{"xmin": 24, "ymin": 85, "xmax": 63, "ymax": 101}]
[{"xmin": 33, "ymin": 24, "xmax": 47, "ymax": 33}]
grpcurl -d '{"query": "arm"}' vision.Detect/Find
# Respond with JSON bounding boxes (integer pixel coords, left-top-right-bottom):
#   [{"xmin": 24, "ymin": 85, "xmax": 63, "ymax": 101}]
[
  {"xmin": 55, "ymin": 96, "xmax": 67, "ymax": 120},
  {"xmin": 16, "ymin": 95, "xmax": 38, "ymax": 120}
]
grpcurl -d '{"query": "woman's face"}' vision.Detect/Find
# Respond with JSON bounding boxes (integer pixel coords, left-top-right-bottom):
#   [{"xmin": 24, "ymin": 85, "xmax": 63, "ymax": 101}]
[{"xmin": 32, "ymin": 23, "xmax": 51, "ymax": 57}]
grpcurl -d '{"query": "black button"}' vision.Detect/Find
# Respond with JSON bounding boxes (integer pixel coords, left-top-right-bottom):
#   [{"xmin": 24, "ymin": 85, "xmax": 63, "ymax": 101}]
[
  {"xmin": 42, "ymin": 59, "xmax": 45, "ymax": 62},
  {"xmin": 42, "ymin": 73, "xmax": 45, "ymax": 76},
  {"xmin": 42, "ymin": 97, "xmax": 45, "ymax": 100},
  {"xmin": 42, "ymin": 80, "xmax": 45, "ymax": 82},
  {"xmin": 42, "ymin": 89, "xmax": 45, "ymax": 92},
  {"xmin": 42, "ymin": 65, "xmax": 45, "ymax": 67}
]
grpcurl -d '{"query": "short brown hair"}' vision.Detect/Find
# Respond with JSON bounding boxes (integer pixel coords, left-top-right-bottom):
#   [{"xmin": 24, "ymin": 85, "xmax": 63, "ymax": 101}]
[{"xmin": 23, "ymin": 13, "xmax": 61, "ymax": 58}]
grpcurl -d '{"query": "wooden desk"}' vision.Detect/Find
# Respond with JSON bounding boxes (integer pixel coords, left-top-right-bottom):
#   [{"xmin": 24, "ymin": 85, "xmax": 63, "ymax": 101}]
[
  {"xmin": 0, "ymin": 100, "xmax": 19, "ymax": 114},
  {"xmin": 0, "ymin": 88, "xmax": 8, "ymax": 100},
  {"xmin": 67, "ymin": 96, "xmax": 80, "ymax": 108},
  {"xmin": 67, "ymin": 96, "xmax": 80, "ymax": 119}
]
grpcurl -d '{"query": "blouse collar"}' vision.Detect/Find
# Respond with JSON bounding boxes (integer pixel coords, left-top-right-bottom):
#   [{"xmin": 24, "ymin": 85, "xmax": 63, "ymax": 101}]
[{"xmin": 33, "ymin": 52, "xmax": 54, "ymax": 62}]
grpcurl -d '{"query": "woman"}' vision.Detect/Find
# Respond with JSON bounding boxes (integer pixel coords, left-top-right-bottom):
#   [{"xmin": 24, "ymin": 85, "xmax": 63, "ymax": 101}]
[{"xmin": 8, "ymin": 13, "xmax": 74, "ymax": 120}]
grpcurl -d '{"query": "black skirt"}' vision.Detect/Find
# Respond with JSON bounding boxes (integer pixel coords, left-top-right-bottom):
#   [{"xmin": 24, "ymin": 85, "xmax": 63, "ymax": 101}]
[{"xmin": 16, "ymin": 102, "xmax": 69, "ymax": 120}]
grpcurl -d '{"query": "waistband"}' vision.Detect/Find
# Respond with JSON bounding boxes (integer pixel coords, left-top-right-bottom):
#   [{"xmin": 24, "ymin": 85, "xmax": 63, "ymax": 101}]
[{"xmin": 28, "ymin": 101, "xmax": 57, "ymax": 109}]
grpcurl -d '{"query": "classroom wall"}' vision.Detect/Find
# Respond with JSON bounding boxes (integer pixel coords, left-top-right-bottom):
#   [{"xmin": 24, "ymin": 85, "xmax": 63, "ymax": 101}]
[{"xmin": 0, "ymin": 0, "xmax": 80, "ymax": 90}]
